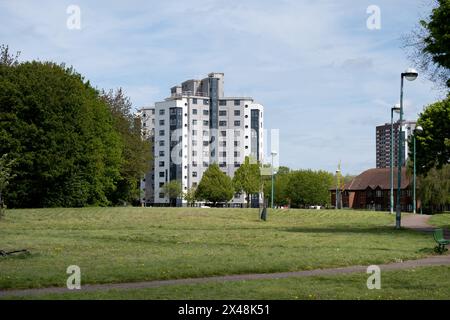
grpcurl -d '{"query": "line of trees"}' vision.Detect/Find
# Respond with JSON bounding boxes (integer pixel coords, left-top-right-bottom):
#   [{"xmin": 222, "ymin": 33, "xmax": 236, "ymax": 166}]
[
  {"xmin": 0, "ymin": 45, "xmax": 152, "ymax": 208},
  {"xmin": 410, "ymin": 96, "xmax": 450, "ymax": 213},
  {"xmin": 162, "ymin": 159, "xmax": 336, "ymax": 208},
  {"xmin": 404, "ymin": 1, "xmax": 449, "ymax": 213}
]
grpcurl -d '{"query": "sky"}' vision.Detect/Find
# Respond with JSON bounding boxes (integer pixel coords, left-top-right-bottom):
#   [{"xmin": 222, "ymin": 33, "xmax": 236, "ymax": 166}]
[{"xmin": 0, "ymin": 0, "xmax": 445, "ymax": 175}]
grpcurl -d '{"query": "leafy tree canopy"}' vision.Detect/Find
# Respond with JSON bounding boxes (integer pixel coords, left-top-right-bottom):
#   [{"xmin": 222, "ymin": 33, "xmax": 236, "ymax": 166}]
[
  {"xmin": 412, "ymin": 96, "xmax": 450, "ymax": 175},
  {"xmin": 195, "ymin": 163, "xmax": 234, "ymax": 205}
]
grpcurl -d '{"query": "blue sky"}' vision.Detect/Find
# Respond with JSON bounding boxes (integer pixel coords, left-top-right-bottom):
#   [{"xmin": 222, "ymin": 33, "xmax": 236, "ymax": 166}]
[{"xmin": 0, "ymin": 0, "xmax": 445, "ymax": 174}]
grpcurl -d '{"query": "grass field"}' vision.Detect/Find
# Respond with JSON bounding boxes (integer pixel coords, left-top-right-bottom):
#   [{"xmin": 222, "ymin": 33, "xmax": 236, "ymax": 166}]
[
  {"xmin": 0, "ymin": 207, "xmax": 438, "ymax": 294},
  {"xmin": 430, "ymin": 213, "xmax": 450, "ymax": 229},
  {"xmin": 5, "ymin": 266, "xmax": 450, "ymax": 300}
]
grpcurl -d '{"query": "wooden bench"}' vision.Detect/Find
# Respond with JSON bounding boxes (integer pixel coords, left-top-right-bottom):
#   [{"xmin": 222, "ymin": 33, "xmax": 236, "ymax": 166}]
[{"xmin": 433, "ymin": 229, "xmax": 450, "ymax": 254}]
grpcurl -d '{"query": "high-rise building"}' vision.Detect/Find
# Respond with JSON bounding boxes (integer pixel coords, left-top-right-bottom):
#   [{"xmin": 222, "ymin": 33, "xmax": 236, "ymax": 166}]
[
  {"xmin": 139, "ymin": 72, "xmax": 264, "ymax": 207},
  {"xmin": 376, "ymin": 121, "xmax": 416, "ymax": 168}
]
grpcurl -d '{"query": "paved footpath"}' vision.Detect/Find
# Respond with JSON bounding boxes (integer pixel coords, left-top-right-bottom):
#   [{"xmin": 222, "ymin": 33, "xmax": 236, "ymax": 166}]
[{"xmin": 1, "ymin": 214, "xmax": 449, "ymax": 298}]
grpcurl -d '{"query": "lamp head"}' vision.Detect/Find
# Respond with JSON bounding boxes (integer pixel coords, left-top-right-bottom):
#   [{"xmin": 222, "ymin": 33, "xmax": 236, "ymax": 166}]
[
  {"xmin": 392, "ymin": 104, "xmax": 401, "ymax": 113},
  {"xmin": 415, "ymin": 125, "xmax": 423, "ymax": 132},
  {"xmin": 403, "ymin": 68, "xmax": 418, "ymax": 81}
]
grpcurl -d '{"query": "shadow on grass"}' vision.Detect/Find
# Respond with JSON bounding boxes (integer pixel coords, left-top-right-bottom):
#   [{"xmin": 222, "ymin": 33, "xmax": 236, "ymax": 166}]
[{"xmin": 281, "ymin": 226, "xmax": 423, "ymax": 236}]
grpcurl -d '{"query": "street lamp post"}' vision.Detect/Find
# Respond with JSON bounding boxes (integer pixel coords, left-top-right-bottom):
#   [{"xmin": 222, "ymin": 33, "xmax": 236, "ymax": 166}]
[
  {"xmin": 396, "ymin": 68, "xmax": 418, "ymax": 229},
  {"xmin": 271, "ymin": 151, "xmax": 277, "ymax": 209},
  {"xmin": 335, "ymin": 168, "xmax": 340, "ymax": 209},
  {"xmin": 413, "ymin": 125, "xmax": 423, "ymax": 214},
  {"xmin": 390, "ymin": 105, "xmax": 400, "ymax": 214}
]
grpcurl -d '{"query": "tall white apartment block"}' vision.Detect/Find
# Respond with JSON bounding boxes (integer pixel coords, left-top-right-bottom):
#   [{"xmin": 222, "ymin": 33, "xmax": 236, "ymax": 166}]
[{"xmin": 140, "ymin": 72, "xmax": 264, "ymax": 207}]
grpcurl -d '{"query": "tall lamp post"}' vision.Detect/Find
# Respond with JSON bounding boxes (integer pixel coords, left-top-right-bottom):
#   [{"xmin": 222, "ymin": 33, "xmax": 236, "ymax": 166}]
[
  {"xmin": 271, "ymin": 151, "xmax": 277, "ymax": 209},
  {"xmin": 335, "ymin": 168, "xmax": 340, "ymax": 209},
  {"xmin": 390, "ymin": 105, "xmax": 401, "ymax": 214},
  {"xmin": 413, "ymin": 125, "xmax": 423, "ymax": 214},
  {"xmin": 396, "ymin": 68, "xmax": 418, "ymax": 229}
]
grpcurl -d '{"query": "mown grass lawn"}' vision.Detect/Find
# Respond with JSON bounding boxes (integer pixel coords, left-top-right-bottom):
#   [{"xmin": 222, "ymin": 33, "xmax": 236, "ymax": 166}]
[
  {"xmin": 0, "ymin": 207, "xmax": 435, "ymax": 291},
  {"xmin": 5, "ymin": 266, "xmax": 450, "ymax": 300},
  {"xmin": 430, "ymin": 213, "xmax": 450, "ymax": 229}
]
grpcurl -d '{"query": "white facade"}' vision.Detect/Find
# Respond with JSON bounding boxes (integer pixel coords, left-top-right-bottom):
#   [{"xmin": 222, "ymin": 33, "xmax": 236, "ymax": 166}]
[{"xmin": 141, "ymin": 73, "xmax": 264, "ymax": 207}]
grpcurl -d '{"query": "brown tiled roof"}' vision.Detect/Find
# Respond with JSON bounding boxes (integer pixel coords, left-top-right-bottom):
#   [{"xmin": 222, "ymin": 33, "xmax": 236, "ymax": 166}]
[{"xmin": 344, "ymin": 168, "xmax": 410, "ymax": 191}]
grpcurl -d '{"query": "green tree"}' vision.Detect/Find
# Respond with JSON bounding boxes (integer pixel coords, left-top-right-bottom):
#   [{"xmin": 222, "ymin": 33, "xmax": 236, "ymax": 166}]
[
  {"xmin": 162, "ymin": 180, "xmax": 182, "ymax": 207},
  {"xmin": 101, "ymin": 88, "xmax": 152, "ymax": 204},
  {"xmin": 418, "ymin": 164, "xmax": 450, "ymax": 213},
  {"xmin": 232, "ymin": 156, "xmax": 261, "ymax": 208},
  {"xmin": 0, "ymin": 44, "xmax": 20, "ymax": 67},
  {"xmin": 263, "ymin": 166, "xmax": 291, "ymax": 207},
  {"xmin": 405, "ymin": 0, "xmax": 450, "ymax": 88},
  {"xmin": 0, "ymin": 51, "xmax": 123, "ymax": 207},
  {"xmin": 183, "ymin": 186, "xmax": 197, "ymax": 207},
  {"xmin": 411, "ymin": 97, "xmax": 450, "ymax": 175},
  {"xmin": 0, "ymin": 154, "xmax": 16, "ymax": 217},
  {"xmin": 195, "ymin": 164, "xmax": 234, "ymax": 206},
  {"xmin": 286, "ymin": 170, "xmax": 334, "ymax": 208}
]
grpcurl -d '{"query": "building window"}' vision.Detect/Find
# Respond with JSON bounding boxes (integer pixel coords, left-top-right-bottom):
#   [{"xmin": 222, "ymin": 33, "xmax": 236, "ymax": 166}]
[
  {"xmin": 159, "ymin": 172, "xmax": 164, "ymax": 177},
  {"xmin": 203, "ymin": 141, "xmax": 209, "ymax": 146},
  {"xmin": 234, "ymin": 120, "xmax": 241, "ymax": 126},
  {"xmin": 192, "ymin": 161, "xmax": 197, "ymax": 167},
  {"xmin": 234, "ymin": 141, "xmax": 239, "ymax": 147},
  {"xmin": 159, "ymin": 151, "xmax": 164, "ymax": 156},
  {"xmin": 192, "ymin": 108, "xmax": 198, "ymax": 115},
  {"xmin": 192, "ymin": 98, "xmax": 197, "ymax": 104},
  {"xmin": 192, "ymin": 119, "xmax": 197, "ymax": 125},
  {"xmin": 203, "ymin": 120, "xmax": 209, "ymax": 126},
  {"xmin": 219, "ymin": 162, "xmax": 226, "ymax": 167},
  {"xmin": 234, "ymin": 100, "xmax": 240, "ymax": 106},
  {"xmin": 219, "ymin": 121, "xmax": 227, "ymax": 126},
  {"xmin": 220, "ymin": 141, "xmax": 226, "ymax": 147},
  {"xmin": 219, "ymin": 100, "xmax": 227, "ymax": 106},
  {"xmin": 234, "ymin": 151, "xmax": 239, "ymax": 157},
  {"xmin": 376, "ymin": 190, "xmax": 382, "ymax": 197},
  {"xmin": 159, "ymin": 161, "xmax": 164, "ymax": 167},
  {"xmin": 203, "ymin": 110, "xmax": 209, "ymax": 116},
  {"xmin": 159, "ymin": 193, "xmax": 165, "ymax": 198},
  {"xmin": 159, "ymin": 140, "xmax": 165, "ymax": 146},
  {"xmin": 203, "ymin": 130, "xmax": 208, "ymax": 136},
  {"xmin": 159, "ymin": 182, "xmax": 164, "ymax": 188},
  {"xmin": 219, "ymin": 110, "xmax": 227, "ymax": 116},
  {"xmin": 192, "ymin": 130, "xmax": 197, "ymax": 136},
  {"xmin": 192, "ymin": 150, "xmax": 197, "ymax": 156},
  {"xmin": 192, "ymin": 172, "xmax": 197, "ymax": 177},
  {"xmin": 203, "ymin": 99, "xmax": 209, "ymax": 105},
  {"xmin": 159, "ymin": 130, "xmax": 165, "ymax": 136},
  {"xmin": 234, "ymin": 110, "xmax": 240, "ymax": 116},
  {"xmin": 159, "ymin": 109, "xmax": 165, "ymax": 115},
  {"xmin": 220, "ymin": 131, "xmax": 227, "ymax": 136},
  {"xmin": 203, "ymin": 162, "xmax": 209, "ymax": 167},
  {"xmin": 192, "ymin": 140, "xmax": 197, "ymax": 146},
  {"xmin": 220, "ymin": 152, "xmax": 227, "ymax": 157}
]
